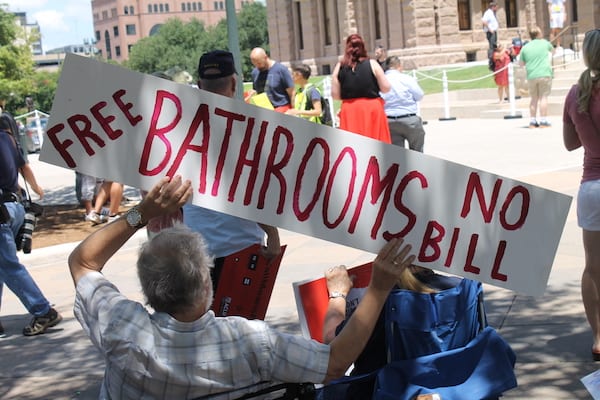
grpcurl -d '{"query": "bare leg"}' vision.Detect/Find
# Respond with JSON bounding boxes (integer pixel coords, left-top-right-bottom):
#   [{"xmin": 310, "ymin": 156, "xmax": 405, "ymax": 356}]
[
  {"xmin": 581, "ymin": 230, "xmax": 600, "ymax": 353},
  {"xmin": 553, "ymin": 28, "xmax": 561, "ymax": 47},
  {"xmin": 529, "ymin": 95, "xmax": 538, "ymax": 121},
  {"xmin": 497, "ymin": 86, "xmax": 503, "ymax": 102},
  {"xmin": 539, "ymin": 95, "xmax": 548, "ymax": 119},
  {"xmin": 93, "ymin": 181, "xmax": 110, "ymax": 213},
  {"xmin": 108, "ymin": 182, "xmax": 124, "ymax": 216}
]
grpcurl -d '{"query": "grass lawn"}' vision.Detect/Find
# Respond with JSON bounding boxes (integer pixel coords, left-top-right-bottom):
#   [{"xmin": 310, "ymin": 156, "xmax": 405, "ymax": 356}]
[
  {"xmin": 411, "ymin": 64, "xmax": 497, "ymax": 94},
  {"xmin": 243, "ymin": 63, "xmax": 497, "ymax": 112}
]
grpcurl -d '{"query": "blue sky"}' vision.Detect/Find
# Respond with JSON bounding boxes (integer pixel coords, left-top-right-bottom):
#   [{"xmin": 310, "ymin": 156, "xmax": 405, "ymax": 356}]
[
  {"xmin": 4, "ymin": 0, "xmax": 94, "ymax": 52},
  {"xmin": 3, "ymin": 0, "xmax": 266, "ymax": 53}
]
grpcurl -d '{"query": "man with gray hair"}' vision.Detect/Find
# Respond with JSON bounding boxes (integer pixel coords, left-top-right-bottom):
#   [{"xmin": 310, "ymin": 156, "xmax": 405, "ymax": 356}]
[
  {"xmin": 68, "ymin": 50, "xmax": 417, "ymax": 399},
  {"xmin": 69, "ymin": 180, "xmax": 416, "ymax": 399}
]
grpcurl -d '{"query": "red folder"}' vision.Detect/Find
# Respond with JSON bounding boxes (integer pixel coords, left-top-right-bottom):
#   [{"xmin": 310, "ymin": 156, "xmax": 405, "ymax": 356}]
[
  {"xmin": 293, "ymin": 262, "xmax": 373, "ymax": 342},
  {"xmin": 211, "ymin": 244, "xmax": 286, "ymax": 320}
]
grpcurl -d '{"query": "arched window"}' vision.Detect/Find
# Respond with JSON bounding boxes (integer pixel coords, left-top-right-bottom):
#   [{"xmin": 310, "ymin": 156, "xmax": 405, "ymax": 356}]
[
  {"xmin": 149, "ymin": 24, "xmax": 163, "ymax": 36},
  {"xmin": 104, "ymin": 30, "xmax": 112, "ymax": 59}
]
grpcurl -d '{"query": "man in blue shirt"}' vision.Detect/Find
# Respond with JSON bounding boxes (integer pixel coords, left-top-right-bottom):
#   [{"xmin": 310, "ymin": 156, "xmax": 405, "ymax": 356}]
[
  {"xmin": 249, "ymin": 47, "xmax": 295, "ymax": 113},
  {"xmin": 0, "ymin": 120, "xmax": 62, "ymax": 337},
  {"xmin": 380, "ymin": 56, "xmax": 426, "ymax": 152}
]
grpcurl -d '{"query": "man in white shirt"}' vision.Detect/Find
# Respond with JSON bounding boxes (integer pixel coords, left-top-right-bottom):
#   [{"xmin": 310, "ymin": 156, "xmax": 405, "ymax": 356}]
[
  {"xmin": 482, "ymin": 1, "xmax": 499, "ymax": 56},
  {"xmin": 380, "ymin": 56, "xmax": 426, "ymax": 152}
]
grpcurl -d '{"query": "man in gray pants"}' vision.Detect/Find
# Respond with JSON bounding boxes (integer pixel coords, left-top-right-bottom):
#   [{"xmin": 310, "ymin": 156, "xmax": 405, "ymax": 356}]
[{"xmin": 380, "ymin": 55, "xmax": 426, "ymax": 152}]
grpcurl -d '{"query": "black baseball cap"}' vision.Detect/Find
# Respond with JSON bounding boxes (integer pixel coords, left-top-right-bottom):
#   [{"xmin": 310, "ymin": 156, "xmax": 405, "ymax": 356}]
[{"xmin": 198, "ymin": 50, "xmax": 236, "ymax": 79}]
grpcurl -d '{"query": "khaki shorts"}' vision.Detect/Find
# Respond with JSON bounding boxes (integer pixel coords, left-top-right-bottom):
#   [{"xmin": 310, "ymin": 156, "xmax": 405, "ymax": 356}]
[{"xmin": 528, "ymin": 77, "xmax": 552, "ymax": 98}]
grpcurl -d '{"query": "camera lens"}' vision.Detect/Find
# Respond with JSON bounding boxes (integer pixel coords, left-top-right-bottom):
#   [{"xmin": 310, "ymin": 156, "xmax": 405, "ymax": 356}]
[{"xmin": 20, "ymin": 211, "xmax": 36, "ymax": 254}]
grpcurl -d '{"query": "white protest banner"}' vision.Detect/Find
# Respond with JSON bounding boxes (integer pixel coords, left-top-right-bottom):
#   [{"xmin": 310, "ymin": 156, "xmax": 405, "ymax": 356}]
[{"xmin": 41, "ymin": 54, "xmax": 572, "ymax": 297}]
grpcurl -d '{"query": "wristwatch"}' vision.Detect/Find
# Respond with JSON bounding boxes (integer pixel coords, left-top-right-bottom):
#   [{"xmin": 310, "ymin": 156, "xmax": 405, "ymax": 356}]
[
  {"xmin": 328, "ymin": 291, "xmax": 347, "ymax": 300},
  {"xmin": 125, "ymin": 206, "xmax": 146, "ymax": 229}
]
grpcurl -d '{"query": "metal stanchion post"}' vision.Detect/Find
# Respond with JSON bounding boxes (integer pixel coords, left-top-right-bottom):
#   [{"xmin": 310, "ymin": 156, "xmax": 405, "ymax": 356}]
[
  {"xmin": 439, "ymin": 70, "xmax": 456, "ymax": 121},
  {"xmin": 504, "ymin": 63, "xmax": 522, "ymax": 120}
]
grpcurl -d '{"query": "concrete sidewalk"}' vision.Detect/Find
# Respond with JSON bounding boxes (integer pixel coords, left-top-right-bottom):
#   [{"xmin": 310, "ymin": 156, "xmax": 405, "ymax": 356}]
[{"xmin": 1, "ymin": 116, "xmax": 596, "ymax": 399}]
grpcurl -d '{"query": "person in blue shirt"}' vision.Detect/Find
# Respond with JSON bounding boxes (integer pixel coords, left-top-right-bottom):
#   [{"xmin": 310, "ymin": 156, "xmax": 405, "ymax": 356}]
[
  {"xmin": 380, "ymin": 56, "xmax": 426, "ymax": 152},
  {"xmin": 249, "ymin": 47, "xmax": 295, "ymax": 113},
  {"xmin": 0, "ymin": 118, "xmax": 62, "ymax": 337}
]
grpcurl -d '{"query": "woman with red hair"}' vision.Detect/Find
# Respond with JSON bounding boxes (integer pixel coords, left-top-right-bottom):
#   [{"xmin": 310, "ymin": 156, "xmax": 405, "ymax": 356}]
[{"xmin": 332, "ymin": 34, "xmax": 391, "ymax": 143}]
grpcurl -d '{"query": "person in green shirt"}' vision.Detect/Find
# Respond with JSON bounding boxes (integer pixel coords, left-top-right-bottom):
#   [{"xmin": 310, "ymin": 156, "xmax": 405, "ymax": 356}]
[{"xmin": 519, "ymin": 26, "xmax": 554, "ymax": 128}]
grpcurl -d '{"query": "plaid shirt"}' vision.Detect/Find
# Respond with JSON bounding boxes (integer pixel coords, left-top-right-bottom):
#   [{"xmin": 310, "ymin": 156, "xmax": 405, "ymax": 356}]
[{"xmin": 74, "ymin": 272, "xmax": 329, "ymax": 399}]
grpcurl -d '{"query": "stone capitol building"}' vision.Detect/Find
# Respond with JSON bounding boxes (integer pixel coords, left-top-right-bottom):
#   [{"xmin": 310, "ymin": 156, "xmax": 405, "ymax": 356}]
[{"xmin": 266, "ymin": 0, "xmax": 598, "ymax": 73}]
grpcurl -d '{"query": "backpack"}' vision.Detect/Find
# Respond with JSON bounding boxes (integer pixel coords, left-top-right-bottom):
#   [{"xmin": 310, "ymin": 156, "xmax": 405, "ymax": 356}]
[{"xmin": 304, "ymin": 85, "xmax": 334, "ymax": 126}]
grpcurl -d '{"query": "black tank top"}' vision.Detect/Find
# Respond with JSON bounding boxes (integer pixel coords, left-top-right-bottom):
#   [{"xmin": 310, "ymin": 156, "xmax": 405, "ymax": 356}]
[{"xmin": 338, "ymin": 60, "xmax": 380, "ymax": 99}]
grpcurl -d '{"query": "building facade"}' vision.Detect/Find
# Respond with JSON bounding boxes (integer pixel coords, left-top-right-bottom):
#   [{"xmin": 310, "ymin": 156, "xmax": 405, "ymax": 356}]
[
  {"xmin": 267, "ymin": 0, "xmax": 598, "ymax": 74},
  {"xmin": 13, "ymin": 12, "xmax": 43, "ymax": 56},
  {"xmin": 91, "ymin": 0, "xmax": 252, "ymax": 62}
]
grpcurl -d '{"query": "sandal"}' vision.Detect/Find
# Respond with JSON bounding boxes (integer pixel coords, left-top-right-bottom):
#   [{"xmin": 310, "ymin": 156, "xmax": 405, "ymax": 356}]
[{"xmin": 23, "ymin": 307, "xmax": 62, "ymax": 336}]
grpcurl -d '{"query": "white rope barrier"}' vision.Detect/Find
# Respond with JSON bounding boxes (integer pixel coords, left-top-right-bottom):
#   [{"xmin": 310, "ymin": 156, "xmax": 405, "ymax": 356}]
[{"xmin": 407, "ymin": 49, "xmax": 581, "ymax": 120}]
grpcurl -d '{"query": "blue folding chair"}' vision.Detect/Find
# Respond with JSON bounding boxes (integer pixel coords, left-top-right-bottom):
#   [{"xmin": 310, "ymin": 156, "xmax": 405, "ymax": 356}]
[
  {"xmin": 237, "ymin": 278, "xmax": 516, "ymax": 400},
  {"xmin": 317, "ymin": 278, "xmax": 516, "ymax": 400}
]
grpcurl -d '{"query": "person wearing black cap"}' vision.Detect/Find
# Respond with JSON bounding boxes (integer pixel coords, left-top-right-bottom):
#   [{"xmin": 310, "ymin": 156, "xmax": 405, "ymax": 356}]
[{"xmin": 184, "ymin": 50, "xmax": 281, "ymax": 293}]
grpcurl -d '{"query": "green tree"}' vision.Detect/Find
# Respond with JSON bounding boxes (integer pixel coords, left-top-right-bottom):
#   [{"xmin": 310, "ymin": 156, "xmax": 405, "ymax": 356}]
[
  {"xmin": 30, "ymin": 70, "xmax": 59, "ymax": 113},
  {"xmin": 0, "ymin": 8, "xmax": 35, "ymax": 112},
  {"xmin": 127, "ymin": 3, "xmax": 267, "ymax": 81},
  {"xmin": 127, "ymin": 18, "xmax": 208, "ymax": 76},
  {"xmin": 207, "ymin": 2, "xmax": 268, "ymax": 80}
]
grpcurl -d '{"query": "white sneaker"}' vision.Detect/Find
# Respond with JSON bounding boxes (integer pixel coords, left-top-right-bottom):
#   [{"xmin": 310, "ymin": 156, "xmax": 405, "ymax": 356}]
[
  {"xmin": 107, "ymin": 214, "xmax": 120, "ymax": 223},
  {"xmin": 87, "ymin": 211, "xmax": 106, "ymax": 226}
]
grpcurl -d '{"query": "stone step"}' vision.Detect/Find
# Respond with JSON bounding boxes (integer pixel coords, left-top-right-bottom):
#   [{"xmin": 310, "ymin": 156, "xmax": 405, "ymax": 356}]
[{"xmin": 419, "ymin": 92, "xmax": 566, "ymax": 120}]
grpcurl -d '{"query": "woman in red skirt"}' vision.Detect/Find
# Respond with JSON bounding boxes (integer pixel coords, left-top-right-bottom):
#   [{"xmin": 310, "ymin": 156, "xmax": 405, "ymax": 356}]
[
  {"xmin": 493, "ymin": 43, "xmax": 511, "ymax": 103},
  {"xmin": 332, "ymin": 34, "xmax": 391, "ymax": 143}
]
